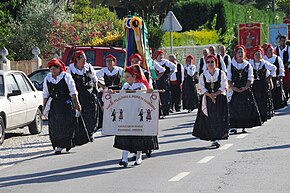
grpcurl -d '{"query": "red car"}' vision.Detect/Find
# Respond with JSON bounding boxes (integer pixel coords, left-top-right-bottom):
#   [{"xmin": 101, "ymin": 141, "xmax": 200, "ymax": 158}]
[{"xmin": 61, "ymin": 46, "xmax": 126, "ymax": 67}]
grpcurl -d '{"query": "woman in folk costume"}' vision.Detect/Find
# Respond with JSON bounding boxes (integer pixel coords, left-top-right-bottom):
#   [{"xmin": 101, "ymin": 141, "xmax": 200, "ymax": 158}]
[
  {"xmin": 153, "ymin": 50, "xmax": 176, "ymax": 118},
  {"xmin": 96, "ymin": 54, "xmax": 124, "ymax": 129},
  {"xmin": 43, "ymin": 58, "xmax": 81, "ymax": 155},
  {"xmin": 249, "ymin": 46, "xmax": 276, "ymax": 122},
  {"xmin": 67, "ymin": 50, "xmax": 98, "ymax": 145},
  {"xmin": 192, "ymin": 55, "xmax": 229, "ymax": 148},
  {"xmin": 263, "ymin": 44, "xmax": 287, "ymax": 110},
  {"xmin": 114, "ymin": 65, "xmax": 156, "ymax": 167},
  {"xmin": 182, "ymin": 55, "xmax": 199, "ymax": 113},
  {"xmin": 228, "ymin": 45, "xmax": 262, "ymax": 134}
]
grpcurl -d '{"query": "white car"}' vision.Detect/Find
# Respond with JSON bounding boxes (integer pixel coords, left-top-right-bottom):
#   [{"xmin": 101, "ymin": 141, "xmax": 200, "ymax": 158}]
[{"xmin": 0, "ymin": 70, "xmax": 43, "ymax": 145}]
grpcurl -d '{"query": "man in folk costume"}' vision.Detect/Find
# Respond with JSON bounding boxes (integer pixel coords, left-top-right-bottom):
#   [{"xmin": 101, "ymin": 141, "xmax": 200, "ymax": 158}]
[
  {"xmin": 219, "ymin": 45, "xmax": 232, "ymax": 68},
  {"xmin": 197, "ymin": 48, "xmax": 209, "ymax": 76},
  {"xmin": 263, "ymin": 44, "xmax": 287, "ymax": 110},
  {"xmin": 153, "ymin": 50, "xmax": 176, "ymax": 118},
  {"xmin": 169, "ymin": 54, "xmax": 184, "ymax": 112},
  {"xmin": 96, "ymin": 54, "xmax": 124, "ymax": 129},
  {"xmin": 192, "ymin": 55, "xmax": 229, "ymax": 148},
  {"xmin": 43, "ymin": 58, "xmax": 81, "ymax": 154},
  {"xmin": 275, "ymin": 35, "xmax": 290, "ymax": 100},
  {"xmin": 209, "ymin": 46, "xmax": 227, "ymax": 73},
  {"xmin": 67, "ymin": 50, "xmax": 98, "ymax": 145}
]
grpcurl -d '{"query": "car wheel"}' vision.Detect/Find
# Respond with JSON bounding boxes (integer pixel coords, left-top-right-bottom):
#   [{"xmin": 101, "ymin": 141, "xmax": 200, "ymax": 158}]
[
  {"xmin": 28, "ymin": 109, "xmax": 43, "ymax": 134},
  {"xmin": 0, "ymin": 117, "xmax": 5, "ymax": 145}
]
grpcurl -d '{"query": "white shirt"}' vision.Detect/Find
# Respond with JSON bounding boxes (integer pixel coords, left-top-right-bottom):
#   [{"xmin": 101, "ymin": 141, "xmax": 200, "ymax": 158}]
[
  {"xmin": 263, "ymin": 55, "xmax": 285, "ymax": 77},
  {"xmin": 122, "ymin": 82, "xmax": 147, "ymax": 90},
  {"xmin": 154, "ymin": 59, "xmax": 176, "ymax": 72},
  {"xmin": 67, "ymin": 63, "xmax": 98, "ymax": 83},
  {"xmin": 275, "ymin": 46, "xmax": 290, "ymax": 66},
  {"xmin": 96, "ymin": 66, "xmax": 123, "ymax": 78},
  {"xmin": 248, "ymin": 59, "xmax": 277, "ymax": 78},
  {"xmin": 43, "ymin": 72, "xmax": 78, "ymax": 98},
  {"xmin": 227, "ymin": 58, "xmax": 254, "ymax": 82},
  {"xmin": 199, "ymin": 69, "xmax": 228, "ymax": 95},
  {"xmin": 152, "ymin": 60, "xmax": 166, "ymax": 73},
  {"xmin": 170, "ymin": 63, "xmax": 184, "ymax": 82},
  {"xmin": 184, "ymin": 64, "xmax": 196, "ymax": 77}
]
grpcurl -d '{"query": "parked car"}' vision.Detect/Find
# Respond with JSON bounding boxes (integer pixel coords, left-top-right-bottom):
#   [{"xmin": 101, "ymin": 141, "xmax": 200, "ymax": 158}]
[
  {"xmin": 61, "ymin": 46, "xmax": 126, "ymax": 67},
  {"xmin": 0, "ymin": 70, "xmax": 43, "ymax": 145},
  {"xmin": 28, "ymin": 66, "xmax": 103, "ymax": 91}
]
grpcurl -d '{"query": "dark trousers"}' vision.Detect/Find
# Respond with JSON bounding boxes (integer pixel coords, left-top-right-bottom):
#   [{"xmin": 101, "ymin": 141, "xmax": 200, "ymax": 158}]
[{"xmin": 170, "ymin": 83, "xmax": 181, "ymax": 111}]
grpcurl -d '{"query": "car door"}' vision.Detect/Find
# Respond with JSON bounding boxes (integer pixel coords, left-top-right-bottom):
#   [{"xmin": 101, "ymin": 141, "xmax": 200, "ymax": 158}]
[
  {"xmin": 5, "ymin": 73, "xmax": 27, "ymax": 128},
  {"xmin": 14, "ymin": 73, "xmax": 38, "ymax": 123}
]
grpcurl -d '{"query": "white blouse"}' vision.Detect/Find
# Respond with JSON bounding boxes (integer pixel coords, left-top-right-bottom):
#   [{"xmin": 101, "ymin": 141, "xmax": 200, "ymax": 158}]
[
  {"xmin": 199, "ymin": 69, "xmax": 228, "ymax": 95},
  {"xmin": 184, "ymin": 64, "xmax": 196, "ymax": 77},
  {"xmin": 96, "ymin": 66, "xmax": 124, "ymax": 78},
  {"xmin": 263, "ymin": 55, "xmax": 285, "ymax": 77},
  {"xmin": 122, "ymin": 82, "xmax": 147, "ymax": 90},
  {"xmin": 227, "ymin": 58, "xmax": 254, "ymax": 82},
  {"xmin": 67, "ymin": 63, "xmax": 98, "ymax": 83},
  {"xmin": 152, "ymin": 60, "xmax": 166, "ymax": 73},
  {"xmin": 43, "ymin": 72, "xmax": 78, "ymax": 98},
  {"xmin": 248, "ymin": 59, "xmax": 277, "ymax": 78}
]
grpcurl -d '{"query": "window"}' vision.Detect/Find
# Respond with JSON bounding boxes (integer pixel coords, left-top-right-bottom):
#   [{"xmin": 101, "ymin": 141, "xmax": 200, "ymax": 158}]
[
  {"xmin": 0, "ymin": 75, "xmax": 4, "ymax": 96},
  {"xmin": 66, "ymin": 50, "xmax": 96, "ymax": 66},
  {"xmin": 14, "ymin": 73, "xmax": 32, "ymax": 93},
  {"xmin": 6, "ymin": 74, "xmax": 19, "ymax": 93},
  {"xmin": 103, "ymin": 51, "xmax": 125, "ymax": 68}
]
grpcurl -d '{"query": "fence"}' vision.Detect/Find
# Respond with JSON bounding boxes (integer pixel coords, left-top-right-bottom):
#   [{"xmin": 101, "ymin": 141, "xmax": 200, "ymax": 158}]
[
  {"xmin": 162, "ymin": 44, "xmax": 219, "ymax": 64},
  {"xmin": 9, "ymin": 59, "xmax": 49, "ymax": 75}
]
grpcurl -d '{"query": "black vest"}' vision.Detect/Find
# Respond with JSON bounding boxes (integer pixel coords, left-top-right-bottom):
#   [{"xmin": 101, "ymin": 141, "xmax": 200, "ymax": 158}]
[
  {"xmin": 231, "ymin": 64, "xmax": 249, "ymax": 88},
  {"xmin": 203, "ymin": 70, "xmax": 222, "ymax": 93},
  {"xmin": 276, "ymin": 46, "xmax": 289, "ymax": 64},
  {"xmin": 253, "ymin": 65, "xmax": 267, "ymax": 80},
  {"xmin": 176, "ymin": 63, "xmax": 182, "ymax": 84},
  {"xmin": 271, "ymin": 56, "xmax": 280, "ymax": 76},
  {"xmin": 47, "ymin": 75, "xmax": 70, "ymax": 100},
  {"xmin": 224, "ymin": 55, "xmax": 229, "ymax": 67},
  {"xmin": 71, "ymin": 68, "xmax": 94, "ymax": 91},
  {"xmin": 199, "ymin": 58, "xmax": 204, "ymax": 75},
  {"xmin": 104, "ymin": 70, "xmax": 121, "ymax": 87},
  {"xmin": 216, "ymin": 54, "xmax": 223, "ymax": 70}
]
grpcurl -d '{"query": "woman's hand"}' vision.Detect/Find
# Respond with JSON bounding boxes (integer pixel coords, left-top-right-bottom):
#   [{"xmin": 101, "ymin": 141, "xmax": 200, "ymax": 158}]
[
  {"xmin": 75, "ymin": 102, "xmax": 82, "ymax": 112},
  {"xmin": 146, "ymin": 88, "xmax": 154, "ymax": 93}
]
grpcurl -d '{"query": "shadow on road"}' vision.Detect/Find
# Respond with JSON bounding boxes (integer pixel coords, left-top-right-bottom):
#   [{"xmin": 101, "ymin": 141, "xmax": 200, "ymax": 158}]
[
  {"xmin": 0, "ymin": 158, "xmax": 127, "ymax": 188},
  {"xmin": 159, "ymin": 137, "xmax": 197, "ymax": 145},
  {"xmin": 238, "ymin": 144, "xmax": 290, "ymax": 152}
]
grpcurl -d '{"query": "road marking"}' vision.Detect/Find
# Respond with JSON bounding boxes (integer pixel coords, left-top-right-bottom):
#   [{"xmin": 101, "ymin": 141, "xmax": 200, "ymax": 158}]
[
  {"xmin": 197, "ymin": 156, "xmax": 215, "ymax": 163},
  {"xmin": 236, "ymin": 134, "xmax": 248, "ymax": 139},
  {"xmin": 168, "ymin": 172, "xmax": 190, "ymax": 182},
  {"xmin": 219, "ymin": 144, "xmax": 233, "ymax": 150}
]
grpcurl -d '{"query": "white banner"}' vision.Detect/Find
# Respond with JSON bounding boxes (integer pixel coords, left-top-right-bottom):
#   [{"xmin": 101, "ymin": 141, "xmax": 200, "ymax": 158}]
[{"xmin": 102, "ymin": 91, "xmax": 160, "ymax": 136}]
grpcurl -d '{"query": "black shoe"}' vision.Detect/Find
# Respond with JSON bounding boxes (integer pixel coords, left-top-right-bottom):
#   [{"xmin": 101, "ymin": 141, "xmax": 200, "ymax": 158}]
[
  {"xmin": 54, "ymin": 151, "xmax": 61, "ymax": 155},
  {"xmin": 176, "ymin": 109, "xmax": 180, "ymax": 112},
  {"xmin": 230, "ymin": 129, "xmax": 237, "ymax": 134},
  {"xmin": 66, "ymin": 147, "xmax": 71, "ymax": 152},
  {"xmin": 146, "ymin": 150, "xmax": 152, "ymax": 158},
  {"xmin": 90, "ymin": 136, "xmax": 94, "ymax": 142},
  {"xmin": 215, "ymin": 142, "xmax": 220, "ymax": 148},
  {"xmin": 131, "ymin": 156, "xmax": 136, "ymax": 161},
  {"xmin": 169, "ymin": 109, "xmax": 174, "ymax": 113},
  {"xmin": 118, "ymin": 161, "xmax": 128, "ymax": 168},
  {"xmin": 242, "ymin": 128, "xmax": 247, "ymax": 133}
]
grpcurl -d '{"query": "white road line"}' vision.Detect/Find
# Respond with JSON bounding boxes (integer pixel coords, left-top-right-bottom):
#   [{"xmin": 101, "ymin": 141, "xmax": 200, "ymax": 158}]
[
  {"xmin": 236, "ymin": 134, "xmax": 248, "ymax": 139},
  {"xmin": 168, "ymin": 172, "xmax": 190, "ymax": 182},
  {"xmin": 197, "ymin": 156, "xmax": 215, "ymax": 163},
  {"xmin": 218, "ymin": 144, "xmax": 233, "ymax": 150}
]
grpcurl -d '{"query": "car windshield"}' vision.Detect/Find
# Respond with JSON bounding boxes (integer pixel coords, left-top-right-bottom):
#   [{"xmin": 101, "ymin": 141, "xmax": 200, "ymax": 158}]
[
  {"xmin": 66, "ymin": 50, "xmax": 96, "ymax": 66},
  {"xmin": 29, "ymin": 70, "xmax": 49, "ymax": 84},
  {"xmin": 0, "ymin": 75, "xmax": 3, "ymax": 96}
]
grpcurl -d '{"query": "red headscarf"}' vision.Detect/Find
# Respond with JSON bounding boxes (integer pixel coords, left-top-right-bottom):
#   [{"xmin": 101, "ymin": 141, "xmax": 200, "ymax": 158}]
[
  {"xmin": 105, "ymin": 54, "xmax": 117, "ymax": 65},
  {"xmin": 264, "ymin": 44, "xmax": 274, "ymax": 52},
  {"xmin": 234, "ymin": 45, "xmax": 247, "ymax": 60},
  {"xmin": 125, "ymin": 66, "xmax": 137, "ymax": 76},
  {"xmin": 129, "ymin": 64, "xmax": 150, "ymax": 89},
  {"xmin": 72, "ymin": 50, "xmax": 86, "ymax": 64},
  {"xmin": 253, "ymin": 46, "xmax": 263, "ymax": 54},
  {"xmin": 129, "ymin": 53, "xmax": 143, "ymax": 62},
  {"xmin": 205, "ymin": 54, "xmax": 218, "ymax": 68},
  {"xmin": 48, "ymin": 58, "xmax": 66, "ymax": 72},
  {"xmin": 186, "ymin": 55, "xmax": 194, "ymax": 64},
  {"xmin": 153, "ymin": 50, "xmax": 164, "ymax": 60}
]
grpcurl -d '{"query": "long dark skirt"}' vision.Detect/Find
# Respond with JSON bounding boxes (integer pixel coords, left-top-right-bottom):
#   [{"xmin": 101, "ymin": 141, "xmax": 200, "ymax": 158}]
[
  {"xmin": 252, "ymin": 80, "xmax": 269, "ymax": 122},
  {"xmin": 193, "ymin": 95, "xmax": 229, "ymax": 141},
  {"xmin": 271, "ymin": 77, "xmax": 287, "ymax": 110},
  {"xmin": 229, "ymin": 89, "xmax": 262, "ymax": 128},
  {"xmin": 114, "ymin": 135, "xmax": 159, "ymax": 153},
  {"xmin": 73, "ymin": 89, "xmax": 98, "ymax": 146},
  {"xmin": 48, "ymin": 98, "xmax": 76, "ymax": 149},
  {"xmin": 267, "ymin": 91, "xmax": 274, "ymax": 119},
  {"xmin": 156, "ymin": 76, "xmax": 171, "ymax": 116},
  {"xmin": 182, "ymin": 78, "xmax": 198, "ymax": 111}
]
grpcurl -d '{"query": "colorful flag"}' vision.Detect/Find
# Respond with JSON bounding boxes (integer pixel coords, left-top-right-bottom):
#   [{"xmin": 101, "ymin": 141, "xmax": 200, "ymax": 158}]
[{"xmin": 269, "ymin": 24, "xmax": 288, "ymax": 47}]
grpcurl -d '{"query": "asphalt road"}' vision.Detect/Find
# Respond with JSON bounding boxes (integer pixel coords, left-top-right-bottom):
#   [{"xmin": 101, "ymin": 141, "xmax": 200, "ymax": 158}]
[{"xmin": 0, "ymin": 105, "xmax": 290, "ymax": 193}]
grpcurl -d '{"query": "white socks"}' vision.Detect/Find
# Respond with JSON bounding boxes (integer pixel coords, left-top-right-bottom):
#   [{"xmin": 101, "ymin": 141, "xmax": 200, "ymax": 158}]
[
  {"xmin": 135, "ymin": 151, "xmax": 142, "ymax": 165},
  {"xmin": 121, "ymin": 150, "xmax": 129, "ymax": 162}
]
